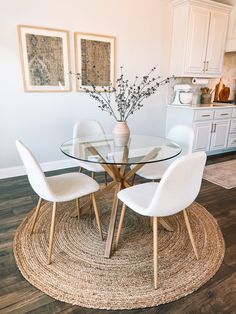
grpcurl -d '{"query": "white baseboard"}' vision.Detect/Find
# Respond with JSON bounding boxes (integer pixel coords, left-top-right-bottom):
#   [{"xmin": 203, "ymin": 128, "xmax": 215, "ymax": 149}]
[{"xmin": 0, "ymin": 159, "xmax": 78, "ymax": 180}]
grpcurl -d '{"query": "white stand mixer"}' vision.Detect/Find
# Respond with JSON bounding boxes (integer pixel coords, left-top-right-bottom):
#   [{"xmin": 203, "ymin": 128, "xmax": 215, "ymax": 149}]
[{"xmin": 172, "ymin": 84, "xmax": 193, "ymax": 105}]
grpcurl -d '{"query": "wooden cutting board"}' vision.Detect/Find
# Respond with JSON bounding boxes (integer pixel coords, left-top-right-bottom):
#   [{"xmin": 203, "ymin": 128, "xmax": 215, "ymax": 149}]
[
  {"xmin": 219, "ymin": 87, "xmax": 230, "ymax": 101},
  {"xmin": 214, "ymin": 78, "xmax": 224, "ymax": 101}
]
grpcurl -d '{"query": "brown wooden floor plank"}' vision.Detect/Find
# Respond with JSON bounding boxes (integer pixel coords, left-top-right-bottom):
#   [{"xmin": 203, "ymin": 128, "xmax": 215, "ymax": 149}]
[
  {"xmin": 0, "ymin": 153, "xmax": 236, "ymax": 313},
  {"xmin": 0, "ymin": 288, "xmax": 52, "ymax": 314},
  {"xmin": 157, "ymin": 265, "xmax": 236, "ymax": 314}
]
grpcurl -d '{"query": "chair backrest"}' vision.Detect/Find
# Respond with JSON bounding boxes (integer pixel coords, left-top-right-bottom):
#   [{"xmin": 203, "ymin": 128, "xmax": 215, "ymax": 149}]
[
  {"xmin": 73, "ymin": 119, "xmax": 105, "ymax": 138},
  {"xmin": 147, "ymin": 152, "xmax": 206, "ymax": 217},
  {"xmin": 167, "ymin": 125, "xmax": 194, "ymax": 155},
  {"xmin": 15, "ymin": 140, "xmax": 52, "ymax": 200}
]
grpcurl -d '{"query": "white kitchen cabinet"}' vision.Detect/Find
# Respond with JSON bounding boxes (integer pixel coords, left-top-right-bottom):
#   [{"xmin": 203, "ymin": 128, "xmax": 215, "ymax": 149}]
[
  {"xmin": 206, "ymin": 11, "xmax": 230, "ymax": 75},
  {"xmin": 232, "ymin": 109, "xmax": 236, "ymax": 118},
  {"xmin": 193, "ymin": 121, "xmax": 212, "ymax": 151},
  {"xmin": 166, "ymin": 105, "xmax": 236, "ymax": 155},
  {"xmin": 170, "ymin": 0, "xmax": 231, "ymax": 77},
  {"xmin": 226, "ymin": 6, "xmax": 236, "ymax": 52},
  {"xmin": 230, "ymin": 119, "xmax": 236, "ymax": 133},
  {"xmin": 210, "ymin": 120, "xmax": 230, "ymax": 150},
  {"xmin": 184, "ymin": 6, "xmax": 210, "ymax": 74},
  {"xmin": 228, "ymin": 133, "xmax": 236, "ymax": 148},
  {"xmin": 227, "ymin": 110, "xmax": 236, "ymax": 148}
]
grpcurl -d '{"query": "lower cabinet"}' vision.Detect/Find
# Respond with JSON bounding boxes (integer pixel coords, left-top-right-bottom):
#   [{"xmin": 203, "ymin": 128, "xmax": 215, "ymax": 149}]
[
  {"xmin": 210, "ymin": 120, "xmax": 230, "ymax": 151},
  {"xmin": 228, "ymin": 133, "xmax": 236, "ymax": 148},
  {"xmin": 193, "ymin": 120, "xmax": 230, "ymax": 152},
  {"xmin": 166, "ymin": 105, "xmax": 236, "ymax": 155},
  {"xmin": 193, "ymin": 122, "xmax": 212, "ymax": 151}
]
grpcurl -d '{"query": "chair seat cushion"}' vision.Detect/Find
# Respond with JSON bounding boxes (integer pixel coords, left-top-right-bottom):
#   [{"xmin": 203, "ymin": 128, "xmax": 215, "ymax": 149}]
[
  {"xmin": 118, "ymin": 182, "xmax": 158, "ymax": 216},
  {"xmin": 134, "ymin": 161, "xmax": 170, "ymax": 180},
  {"xmin": 132, "ymin": 147, "xmax": 189, "ymax": 180},
  {"xmin": 47, "ymin": 173, "xmax": 99, "ymax": 202},
  {"xmin": 77, "ymin": 160, "xmax": 105, "ymax": 173}
]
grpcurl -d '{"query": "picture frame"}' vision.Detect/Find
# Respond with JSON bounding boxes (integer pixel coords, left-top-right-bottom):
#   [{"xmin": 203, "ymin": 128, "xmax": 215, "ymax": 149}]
[
  {"xmin": 17, "ymin": 25, "xmax": 71, "ymax": 92},
  {"xmin": 74, "ymin": 32, "xmax": 115, "ymax": 91}
]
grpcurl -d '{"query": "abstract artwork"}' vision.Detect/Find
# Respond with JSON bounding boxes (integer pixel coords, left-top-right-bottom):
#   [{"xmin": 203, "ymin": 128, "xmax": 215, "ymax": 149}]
[
  {"xmin": 74, "ymin": 33, "xmax": 115, "ymax": 91},
  {"xmin": 18, "ymin": 25, "xmax": 71, "ymax": 92}
]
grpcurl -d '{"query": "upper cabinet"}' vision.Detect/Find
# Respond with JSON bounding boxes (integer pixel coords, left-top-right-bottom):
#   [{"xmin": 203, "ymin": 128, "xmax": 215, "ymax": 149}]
[
  {"xmin": 226, "ymin": 6, "xmax": 236, "ymax": 52},
  {"xmin": 170, "ymin": 0, "xmax": 232, "ymax": 78}
]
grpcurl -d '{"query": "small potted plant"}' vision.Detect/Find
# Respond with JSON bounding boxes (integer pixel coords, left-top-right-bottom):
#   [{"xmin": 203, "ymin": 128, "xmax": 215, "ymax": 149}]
[{"xmin": 200, "ymin": 87, "xmax": 212, "ymax": 105}]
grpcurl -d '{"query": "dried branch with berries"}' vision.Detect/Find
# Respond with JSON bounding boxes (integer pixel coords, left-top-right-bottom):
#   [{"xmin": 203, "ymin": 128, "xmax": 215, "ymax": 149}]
[{"xmin": 71, "ymin": 66, "xmax": 173, "ymax": 122}]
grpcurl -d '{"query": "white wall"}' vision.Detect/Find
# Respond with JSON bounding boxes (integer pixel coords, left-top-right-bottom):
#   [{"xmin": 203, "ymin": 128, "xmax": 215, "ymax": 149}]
[{"xmin": 0, "ymin": 0, "xmax": 172, "ymax": 172}]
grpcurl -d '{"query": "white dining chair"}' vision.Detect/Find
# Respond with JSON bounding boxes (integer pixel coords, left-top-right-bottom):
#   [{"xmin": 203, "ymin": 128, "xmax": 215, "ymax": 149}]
[
  {"xmin": 16, "ymin": 140, "xmax": 103, "ymax": 265},
  {"xmin": 133, "ymin": 125, "xmax": 194, "ymax": 181},
  {"xmin": 116, "ymin": 151, "xmax": 207, "ymax": 289},
  {"xmin": 73, "ymin": 119, "xmax": 108, "ymax": 184}
]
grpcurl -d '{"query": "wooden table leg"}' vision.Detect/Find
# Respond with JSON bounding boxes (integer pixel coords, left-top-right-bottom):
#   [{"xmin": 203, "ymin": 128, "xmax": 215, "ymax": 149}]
[
  {"xmin": 104, "ymin": 182, "xmax": 121, "ymax": 258},
  {"xmin": 159, "ymin": 218, "xmax": 174, "ymax": 232},
  {"xmin": 87, "ymin": 144, "xmax": 167, "ymax": 258}
]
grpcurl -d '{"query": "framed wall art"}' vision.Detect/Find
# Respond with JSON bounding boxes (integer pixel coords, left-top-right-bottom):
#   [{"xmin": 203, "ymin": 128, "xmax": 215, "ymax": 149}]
[
  {"xmin": 74, "ymin": 32, "xmax": 115, "ymax": 91},
  {"xmin": 17, "ymin": 25, "xmax": 71, "ymax": 92}
]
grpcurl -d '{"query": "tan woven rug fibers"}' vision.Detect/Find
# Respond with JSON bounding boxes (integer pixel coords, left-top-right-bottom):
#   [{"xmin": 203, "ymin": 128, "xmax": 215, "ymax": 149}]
[
  {"xmin": 14, "ymin": 192, "xmax": 225, "ymax": 310},
  {"xmin": 204, "ymin": 159, "xmax": 236, "ymax": 189}
]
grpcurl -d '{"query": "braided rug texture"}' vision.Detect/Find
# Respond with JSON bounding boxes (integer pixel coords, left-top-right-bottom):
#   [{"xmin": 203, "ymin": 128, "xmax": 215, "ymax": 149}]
[{"xmin": 13, "ymin": 194, "xmax": 225, "ymax": 310}]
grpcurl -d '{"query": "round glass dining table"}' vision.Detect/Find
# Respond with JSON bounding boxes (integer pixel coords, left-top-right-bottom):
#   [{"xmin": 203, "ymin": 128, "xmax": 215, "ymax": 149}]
[{"xmin": 61, "ymin": 134, "xmax": 181, "ymax": 257}]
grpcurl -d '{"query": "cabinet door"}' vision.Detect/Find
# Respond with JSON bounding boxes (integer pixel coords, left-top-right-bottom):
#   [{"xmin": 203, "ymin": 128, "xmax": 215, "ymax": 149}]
[
  {"xmin": 226, "ymin": 6, "xmax": 236, "ymax": 52},
  {"xmin": 230, "ymin": 119, "xmax": 236, "ymax": 133},
  {"xmin": 193, "ymin": 121, "xmax": 212, "ymax": 152},
  {"xmin": 184, "ymin": 6, "xmax": 210, "ymax": 74},
  {"xmin": 205, "ymin": 11, "xmax": 228, "ymax": 75},
  {"xmin": 210, "ymin": 120, "xmax": 230, "ymax": 150},
  {"xmin": 228, "ymin": 133, "xmax": 236, "ymax": 148}
]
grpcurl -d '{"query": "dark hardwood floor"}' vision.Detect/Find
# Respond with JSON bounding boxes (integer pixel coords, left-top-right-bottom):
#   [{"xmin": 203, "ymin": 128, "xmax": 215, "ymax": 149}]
[{"xmin": 0, "ymin": 153, "xmax": 236, "ymax": 314}]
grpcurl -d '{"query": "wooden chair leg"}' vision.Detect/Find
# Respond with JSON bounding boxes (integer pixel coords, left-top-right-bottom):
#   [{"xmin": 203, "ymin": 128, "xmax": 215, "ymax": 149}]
[
  {"xmin": 131, "ymin": 173, "xmax": 136, "ymax": 186},
  {"xmin": 91, "ymin": 172, "xmax": 96, "ymax": 216},
  {"xmin": 76, "ymin": 198, "xmax": 80, "ymax": 219},
  {"xmin": 183, "ymin": 209, "xmax": 199, "ymax": 260},
  {"xmin": 91, "ymin": 193, "xmax": 103, "ymax": 240},
  {"xmin": 30, "ymin": 197, "xmax": 42, "ymax": 235},
  {"xmin": 48, "ymin": 202, "xmax": 57, "ymax": 265},
  {"xmin": 104, "ymin": 172, "xmax": 108, "ymax": 186},
  {"xmin": 115, "ymin": 203, "xmax": 126, "ymax": 249},
  {"xmin": 150, "ymin": 217, "xmax": 153, "ymax": 229},
  {"xmin": 89, "ymin": 194, "xmax": 93, "ymax": 216},
  {"xmin": 153, "ymin": 217, "xmax": 158, "ymax": 289}
]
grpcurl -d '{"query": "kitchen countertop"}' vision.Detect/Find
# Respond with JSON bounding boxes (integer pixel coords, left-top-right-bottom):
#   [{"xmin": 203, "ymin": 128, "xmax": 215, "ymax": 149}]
[{"xmin": 167, "ymin": 103, "xmax": 236, "ymax": 110}]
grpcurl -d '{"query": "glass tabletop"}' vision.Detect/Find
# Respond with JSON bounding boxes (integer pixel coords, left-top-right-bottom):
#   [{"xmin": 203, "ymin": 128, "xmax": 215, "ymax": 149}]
[{"xmin": 61, "ymin": 134, "xmax": 181, "ymax": 166}]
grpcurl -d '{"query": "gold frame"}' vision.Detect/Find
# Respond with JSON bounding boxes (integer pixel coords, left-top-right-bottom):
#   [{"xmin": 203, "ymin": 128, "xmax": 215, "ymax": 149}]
[
  {"xmin": 74, "ymin": 32, "xmax": 116, "ymax": 92},
  {"xmin": 17, "ymin": 25, "xmax": 71, "ymax": 92}
]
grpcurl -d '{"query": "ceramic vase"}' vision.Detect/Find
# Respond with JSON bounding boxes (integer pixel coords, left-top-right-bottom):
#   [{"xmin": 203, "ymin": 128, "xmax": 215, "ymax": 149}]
[{"xmin": 112, "ymin": 121, "xmax": 130, "ymax": 146}]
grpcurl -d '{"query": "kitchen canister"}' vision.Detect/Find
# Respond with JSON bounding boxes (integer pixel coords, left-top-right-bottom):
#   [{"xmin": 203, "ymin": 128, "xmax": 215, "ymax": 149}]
[{"xmin": 200, "ymin": 93, "xmax": 212, "ymax": 104}]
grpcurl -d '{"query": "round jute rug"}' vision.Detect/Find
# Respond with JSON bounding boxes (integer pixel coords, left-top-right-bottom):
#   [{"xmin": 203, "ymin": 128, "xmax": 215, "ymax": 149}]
[{"xmin": 13, "ymin": 193, "xmax": 225, "ymax": 310}]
